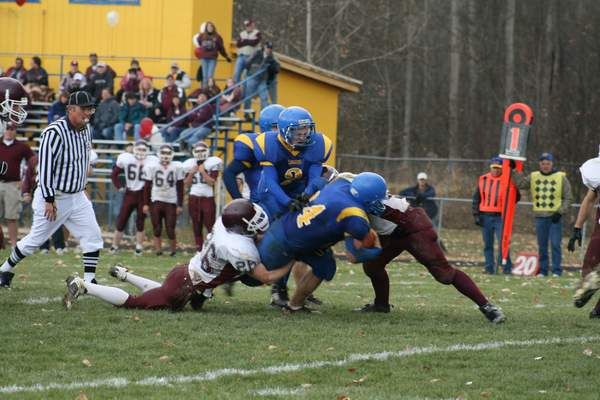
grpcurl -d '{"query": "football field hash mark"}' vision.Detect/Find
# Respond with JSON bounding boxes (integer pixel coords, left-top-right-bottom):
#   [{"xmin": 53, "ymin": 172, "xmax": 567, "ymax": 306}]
[{"xmin": 1, "ymin": 335, "xmax": 599, "ymax": 395}]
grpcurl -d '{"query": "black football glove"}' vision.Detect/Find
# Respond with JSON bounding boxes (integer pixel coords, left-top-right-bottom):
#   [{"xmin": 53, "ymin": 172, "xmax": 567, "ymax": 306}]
[
  {"xmin": 567, "ymin": 227, "xmax": 582, "ymax": 252},
  {"xmin": 551, "ymin": 212, "xmax": 562, "ymax": 223},
  {"xmin": 473, "ymin": 214, "xmax": 482, "ymax": 227}
]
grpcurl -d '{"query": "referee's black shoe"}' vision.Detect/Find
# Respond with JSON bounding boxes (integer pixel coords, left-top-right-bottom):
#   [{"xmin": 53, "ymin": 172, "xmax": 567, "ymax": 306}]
[{"xmin": 0, "ymin": 271, "xmax": 14, "ymax": 288}]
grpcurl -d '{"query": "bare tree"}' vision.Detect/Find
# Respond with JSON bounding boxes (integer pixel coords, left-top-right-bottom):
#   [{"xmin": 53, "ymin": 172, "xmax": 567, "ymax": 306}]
[{"xmin": 448, "ymin": 0, "xmax": 462, "ymax": 158}]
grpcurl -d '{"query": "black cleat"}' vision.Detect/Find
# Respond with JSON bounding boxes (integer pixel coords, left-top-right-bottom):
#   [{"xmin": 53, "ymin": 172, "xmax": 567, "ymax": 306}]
[
  {"xmin": 355, "ymin": 302, "xmax": 391, "ymax": 313},
  {"xmin": 590, "ymin": 308, "xmax": 600, "ymax": 319},
  {"xmin": 270, "ymin": 285, "xmax": 289, "ymax": 308},
  {"xmin": 169, "ymin": 251, "xmax": 177, "ymax": 257},
  {"xmin": 282, "ymin": 304, "xmax": 317, "ymax": 314},
  {"xmin": 574, "ymin": 271, "xmax": 600, "ymax": 308},
  {"xmin": 190, "ymin": 292, "xmax": 209, "ymax": 311},
  {"xmin": 305, "ymin": 294, "xmax": 323, "ymax": 306},
  {"xmin": 479, "ymin": 303, "xmax": 506, "ymax": 324},
  {"xmin": 0, "ymin": 271, "xmax": 15, "ymax": 288}
]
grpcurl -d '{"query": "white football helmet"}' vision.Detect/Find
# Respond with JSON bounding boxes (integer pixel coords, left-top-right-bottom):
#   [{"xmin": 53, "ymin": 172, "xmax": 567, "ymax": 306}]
[
  {"xmin": 192, "ymin": 141, "xmax": 209, "ymax": 161},
  {"xmin": 133, "ymin": 140, "xmax": 149, "ymax": 160},
  {"xmin": 159, "ymin": 144, "xmax": 174, "ymax": 165}
]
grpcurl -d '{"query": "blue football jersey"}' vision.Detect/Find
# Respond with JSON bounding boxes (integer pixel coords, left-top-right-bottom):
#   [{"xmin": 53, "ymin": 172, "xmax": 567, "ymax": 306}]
[{"xmin": 232, "ymin": 133, "xmax": 261, "ymax": 198}]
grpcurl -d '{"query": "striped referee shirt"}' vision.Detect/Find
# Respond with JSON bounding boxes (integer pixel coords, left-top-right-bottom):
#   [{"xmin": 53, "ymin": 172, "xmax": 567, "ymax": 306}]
[{"xmin": 38, "ymin": 117, "xmax": 92, "ymax": 202}]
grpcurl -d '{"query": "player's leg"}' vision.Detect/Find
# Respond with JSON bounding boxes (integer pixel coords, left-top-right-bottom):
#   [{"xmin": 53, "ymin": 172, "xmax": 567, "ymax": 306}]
[
  {"xmin": 164, "ymin": 203, "xmax": 177, "ymax": 256},
  {"xmin": 574, "ymin": 220, "xmax": 600, "ymax": 312},
  {"xmin": 549, "ymin": 218, "xmax": 563, "ymax": 276},
  {"xmin": 480, "ymin": 215, "xmax": 495, "ymax": 274},
  {"xmin": 122, "ymin": 265, "xmax": 192, "ymax": 310},
  {"xmin": 287, "ymin": 249, "xmax": 336, "ymax": 311},
  {"xmin": 535, "ymin": 217, "xmax": 551, "ymax": 276},
  {"xmin": 111, "ymin": 191, "xmax": 136, "ymax": 252},
  {"xmin": 63, "ymin": 192, "xmax": 104, "ymax": 283},
  {"xmin": 134, "ymin": 191, "xmax": 146, "ymax": 255},
  {"xmin": 188, "ymin": 195, "xmax": 203, "ymax": 251},
  {"xmin": 64, "ymin": 276, "xmax": 130, "ymax": 310},
  {"xmin": 359, "ymin": 234, "xmax": 403, "ymax": 312},
  {"xmin": 109, "ymin": 263, "xmax": 161, "ymax": 292},
  {"xmin": 151, "ymin": 202, "xmax": 163, "ymax": 255},
  {"xmin": 0, "ymin": 191, "xmax": 70, "ymax": 287}
]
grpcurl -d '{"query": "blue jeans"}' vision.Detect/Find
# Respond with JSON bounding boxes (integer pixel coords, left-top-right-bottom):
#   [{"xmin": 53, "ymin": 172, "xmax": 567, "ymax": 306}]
[
  {"xmin": 233, "ymin": 54, "xmax": 248, "ymax": 82},
  {"xmin": 180, "ymin": 126, "xmax": 212, "ymax": 146},
  {"xmin": 114, "ymin": 123, "xmax": 141, "ymax": 141},
  {"xmin": 201, "ymin": 58, "xmax": 217, "ymax": 87},
  {"xmin": 92, "ymin": 127, "xmax": 115, "ymax": 140},
  {"xmin": 267, "ymin": 79, "xmax": 277, "ymax": 104},
  {"xmin": 535, "ymin": 216, "xmax": 563, "ymax": 275},
  {"xmin": 162, "ymin": 127, "xmax": 183, "ymax": 143},
  {"xmin": 243, "ymin": 78, "xmax": 269, "ymax": 110},
  {"xmin": 480, "ymin": 213, "xmax": 512, "ymax": 274}
]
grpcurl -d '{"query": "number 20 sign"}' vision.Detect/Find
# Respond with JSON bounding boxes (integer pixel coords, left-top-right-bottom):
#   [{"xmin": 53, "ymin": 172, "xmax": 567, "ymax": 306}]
[{"xmin": 512, "ymin": 252, "xmax": 539, "ymax": 276}]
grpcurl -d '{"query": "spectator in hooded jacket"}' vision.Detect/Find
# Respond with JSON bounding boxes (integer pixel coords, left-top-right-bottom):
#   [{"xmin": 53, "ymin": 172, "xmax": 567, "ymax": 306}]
[
  {"xmin": 47, "ymin": 92, "xmax": 69, "ymax": 123},
  {"xmin": 93, "ymin": 88, "xmax": 120, "ymax": 140},
  {"xmin": 114, "ymin": 92, "xmax": 147, "ymax": 141},
  {"xmin": 233, "ymin": 19, "xmax": 261, "ymax": 83},
  {"xmin": 85, "ymin": 53, "xmax": 116, "ymax": 83},
  {"xmin": 88, "ymin": 62, "xmax": 114, "ymax": 101},
  {"xmin": 193, "ymin": 21, "xmax": 231, "ymax": 87},
  {"xmin": 119, "ymin": 59, "xmax": 145, "ymax": 91}
]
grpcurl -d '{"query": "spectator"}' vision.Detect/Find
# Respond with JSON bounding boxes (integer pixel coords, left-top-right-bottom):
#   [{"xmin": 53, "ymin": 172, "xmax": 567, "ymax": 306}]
[
  {"xmin": 60, "ymin": 60, "xmax": 87, "ymax": 93},
  {"xmin": 243, "ymin": 43, "xmax": 271, "ymax": 110},
  {"xmin": 5, "ymin": 57, "xmax": 27, "ymax": 83},
  {"xmin": 0, "ymin": 122, "xmax": 34, "ymax": 247},
  {"xmin": 85, "ymin": 53, "xmax": 116, "ymax": 82},
  {"xmin": 163, "ymin": 96, "xmax": 187, "ymax": 143},
  {"xmin": 514, "ymin": 152, "xmax": 572, "ymax": 277},
  {"xmin": 472, "ymin": 156, "xmax": 518, "ymax": 274},
  {"xmin": 169, "ymin": 62, "xmax": 191, "ymax": 91},
  {"xmin": 88, "ymin": 62, "xmax": 114, "ymax": 101},
  {"xmin": 23, "ymin": 56, "xmax": 51, "ymax": 101},
  {"xmin": 119, "ymin": 59, "xmax": 145, "ymax": 92},
  {"xmin": 400, "ymin": 172, "xmax": 438, "ymax": 224},
  {"xmin": 205, "ymin": 77, "xmax": 221, "ymax": 99},
  {"xmin": 233, "ymin": 19, "xmax": 261, "ymax": 82},
  {"xmin": 192, "ymin": 21, "xmax": 231, "ymax": 87},
  {"xmin": 138, "ymin": 77, "xmax": 160, "ymax": 119},
  {"xmin": 264, "ymin": 41, "xmax": 280, "ymax": 104},
  {"xmin": 47, "ymin": 92, "xmax": 69, "ymax": 123},
  {"xmin": 114, "ymin": 92, "xmax": 147, "ymax": 141},
  {"xmin": 219, "ymin": 78, "xmax": 242, "ymax": 115},
  {"xmin": 156, "ymin": 75, "xmax": 185, "ymax": 122},
  {"xmin": 180, "ymin": 92, "xmax": 215, "ymax": 146},
  {"xmin": 92, "ymin": 88, "xmax": 120, "ymax": 140}
]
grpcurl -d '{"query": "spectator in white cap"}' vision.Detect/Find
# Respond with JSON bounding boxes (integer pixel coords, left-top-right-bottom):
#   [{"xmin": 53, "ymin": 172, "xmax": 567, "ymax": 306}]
[
  {"xmin": 169, "ymin": 62, "xmax": 191, "ymax": 91},
  {"xmin": 400, "ymin": 171, "xmax": 439, "ymax": 224}
]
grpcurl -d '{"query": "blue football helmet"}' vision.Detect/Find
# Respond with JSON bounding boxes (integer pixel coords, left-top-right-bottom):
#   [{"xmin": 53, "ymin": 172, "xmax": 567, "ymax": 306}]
[
  {"xmin": 258, "ymin": 104, "xmax": 284, "ymax": 133},
  {"xmin": 350, "ymin": 172, "xmax": 388, "ymax": 215},
  {"xmin": 278, "ymin": 106, "xmax": 315, "ymax": 148}
]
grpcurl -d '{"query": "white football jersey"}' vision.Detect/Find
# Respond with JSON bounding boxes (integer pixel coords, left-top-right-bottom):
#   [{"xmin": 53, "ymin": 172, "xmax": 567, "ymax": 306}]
[
  {"xmin": 182, "ymin": 156, "xmax": 223, "ymax": 197},
  {"xmin": 143, "ymin": 160, "xmax": 185, "ymax": 204},
  {"xmin": 188, "ymin": 218, "xmax": 260, "ymax": 287},
  {"xmin": 116, "ymin": 153, "xmax": 159, "ymax": 191},
  {"xmin": 580, "ymin": 156, "xmax": 600, "ymax": 192},
  {"xmin": 369, "ymin": 197, "xmax": 408, "ymax": 235}
]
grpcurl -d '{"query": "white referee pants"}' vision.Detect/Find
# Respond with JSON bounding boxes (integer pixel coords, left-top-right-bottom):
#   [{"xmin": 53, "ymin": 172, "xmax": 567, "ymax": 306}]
[{"xmin": 17, "ymin": 188, "xmax": 104, "ymax": 256}]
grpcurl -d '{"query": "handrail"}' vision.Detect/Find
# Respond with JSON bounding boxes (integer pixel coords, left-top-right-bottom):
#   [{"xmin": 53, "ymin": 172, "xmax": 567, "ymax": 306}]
[{"xmin": 162, "ymin": 67, "xmax": 266, "ymax": 140}]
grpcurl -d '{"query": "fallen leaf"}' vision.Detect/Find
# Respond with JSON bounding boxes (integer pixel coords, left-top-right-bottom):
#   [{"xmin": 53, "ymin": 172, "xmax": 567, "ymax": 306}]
[
  {"xmin": 82, "ymin": 359, "xmax": 92, "ymax": 367},
  {"xmin": 430, "ymin": 378, "xmax": 440, "ymax": 383},
  {"xmin": 77, "ymin": 392, "xmax": 88, "ymax": 400},
  {"xmin": 268, "ymin": 345, "xmax": 277, "ymax": 350},
  {"xmin": 465, "ymin": 381, "xmax": 473, "ymax": 385},
  {"xmin": 534, "ymin": 356, "xmax": 544, "ymax": 360},
  {"xmin": 501, "ymin": 288, "xmax": 511, "ymax": 293},
  {"xmin": 326, "ymin": 347, "xmax": 335, "ymax": 351},
  {"xmin": 159, "ymin": 355, "xmax": 169, "ymax": 362},
  {"xmin": 480, "ymin": 391, "xmax": 491, "ymax": 398},
  {"xmin": 132, "ymin": 315, "xmax": 141, "ymax": 321},
  {"xmin": 336, "ymin": 396, "xmax": 350, "ymax": 400},
  {"xmin": 301, "ymin": 383, "xmax": 312, "ymax": 389},
  {"xmin": 538, "ymin": 390, "xmax": 547, "ymax": 394},
  {"xmin": 347, "ymin": 368, "xmax": 356, "ymax": 373},
  {"xmin": 583, "ymin": 348, "xmax": 593, "ymax": 357}
]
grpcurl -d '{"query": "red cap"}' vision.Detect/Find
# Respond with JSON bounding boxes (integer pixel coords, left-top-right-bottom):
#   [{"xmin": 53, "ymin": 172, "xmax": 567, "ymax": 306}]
[{"xmin": 139, "ymin": 118, "xmax": 154, "ymax": 139}]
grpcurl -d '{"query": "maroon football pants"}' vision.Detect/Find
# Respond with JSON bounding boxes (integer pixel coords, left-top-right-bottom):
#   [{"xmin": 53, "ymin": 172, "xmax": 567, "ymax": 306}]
[
  {"xmin": 188, "ymin": 195, "xmax": 216, "ymax": 250},
  {"xmin": 116, "ymin": 189, "xmax": 146, "ymax": 232},
  {"xmin": 123, "ymin": 265, "xmax": 194, "ymax": 311},
  {"xmin": 582, "ymin": 208, "xmax": 600, "ymax": 278},
  {"xmin": 150, "ymin": 201, "xmax": 177, "ymax": 239}
]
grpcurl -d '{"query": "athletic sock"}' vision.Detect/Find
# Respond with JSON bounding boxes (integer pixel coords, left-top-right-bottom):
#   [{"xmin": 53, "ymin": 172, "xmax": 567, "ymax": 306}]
[
  {"xmin": 82, "ymin": 250, "xmax": 99, "ymax": 282},
  {"xmin": 362, "ymin": 264, "xmax": 390, "ymax": 306},
  {"xmin": 0, "ymin": 245, "xmax": 26, "ymax": 272},
  {"xmin": 84, "ymin": 282, "xmax": 129, "ymax": 306},
  {"xmin": 124, "ymin": 272, "xmax": 162, "ymax": 292},
  {"xmin": 451, "ymin": 269, "xmax": 487, "ymax": 306}
]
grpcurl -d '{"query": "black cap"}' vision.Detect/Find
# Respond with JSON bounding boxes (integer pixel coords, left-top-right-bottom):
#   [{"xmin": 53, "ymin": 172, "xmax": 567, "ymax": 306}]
[
  {"xmin": 264, "ymin": 41, "xmax": 273, "ymax": 49},
  {"xmin": 68, "ymin": 91, "xmax": 95, "ymax": 107}
]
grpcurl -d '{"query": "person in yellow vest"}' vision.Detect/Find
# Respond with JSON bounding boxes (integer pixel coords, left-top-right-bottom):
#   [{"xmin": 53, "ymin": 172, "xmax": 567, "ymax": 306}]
[
  {"xmin": 472, "ymin": 156, "xmax": 518, "ymax": 274},
  {"xmin": 515, "ymin": 152, "xmax": 572, "ymax": 277}
]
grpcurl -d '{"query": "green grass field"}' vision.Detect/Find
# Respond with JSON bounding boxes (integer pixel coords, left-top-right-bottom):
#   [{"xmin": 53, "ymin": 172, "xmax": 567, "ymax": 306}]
[{"xmin": 1, "ymin": 248, "xmax": 599, "ymax": 400}]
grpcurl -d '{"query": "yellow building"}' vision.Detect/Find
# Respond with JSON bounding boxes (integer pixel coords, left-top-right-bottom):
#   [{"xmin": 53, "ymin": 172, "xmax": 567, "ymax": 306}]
[{"xmin": 0, "ymin": 0, "xmax": 361, "ymax": 163}]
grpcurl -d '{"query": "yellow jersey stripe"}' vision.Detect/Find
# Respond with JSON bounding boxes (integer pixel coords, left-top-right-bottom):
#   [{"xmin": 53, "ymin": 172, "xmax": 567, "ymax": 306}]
[
  {"xmin": 256, "ymin": 133, "xmax": 267, "ymax": 155},
  {"xmin": 235, "ymin": 134, "xmax": 254, "ymax": 150},
  {"xmin": 260, "ymin": 161, "xmax": 273, "ymax": 167},
  {"xmin": 322, "ymin": 135, "xmax": 333, "ymax": 162},
  {"xmin": 336, "ymin": 207, "xmax": 368, "ymax": 223},
  {"xmin": 241, "ymin": 161, "xmax": 252, "ymax": 168},
  {"xmin": 277, "ymin": 133, "xmax": 300, "ymax": 156}
]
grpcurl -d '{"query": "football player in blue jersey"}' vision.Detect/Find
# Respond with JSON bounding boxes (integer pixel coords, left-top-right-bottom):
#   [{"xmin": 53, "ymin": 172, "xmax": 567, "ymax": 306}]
[
  {"xmin": 257, "ymin": 171, "xmax": 388, "ymax": 312},
  {"xmin": 222, "ymin": 104, "xmax": 284, "ymax": 202}
]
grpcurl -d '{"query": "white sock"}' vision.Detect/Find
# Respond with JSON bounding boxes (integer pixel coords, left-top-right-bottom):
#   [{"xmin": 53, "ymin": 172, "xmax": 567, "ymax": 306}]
[
  {"xmin": 135, "ymin": 244, "xmax": 143, "ymax": 250},
  {"xmin": 84, "ymin": 282, "xmax": 129, "ymax": 306},
  {"xmin": 84, "ymin": 272, "xmax": 96, "ymax": 282},
  {"xmin": 0, "ymin": 260, "xmax": 12, "ymax": 273},
  {"xmin": 125, "ymin": 272, "xmax": 161, "ymax": 292}
]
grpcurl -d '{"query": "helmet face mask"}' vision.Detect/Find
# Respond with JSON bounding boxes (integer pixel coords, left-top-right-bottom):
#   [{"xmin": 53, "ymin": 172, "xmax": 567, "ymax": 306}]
[
  {"xmin": 222, "ymin": 200, "xmax": 270, "ymax": 236},
  {"xmin": 278, "ymin": 106, "xmax": 316, "ymax": 148},
  {"xmin": 192, "ymin": 142, "xmax": 209, "ymax": 161},
  {"xmin": 159, "ymin": 145, "xmax": 174, "ymax": 165},
  {"xmin": 0, "ymin": 77, "xmax": 28, "ymax": 127}
]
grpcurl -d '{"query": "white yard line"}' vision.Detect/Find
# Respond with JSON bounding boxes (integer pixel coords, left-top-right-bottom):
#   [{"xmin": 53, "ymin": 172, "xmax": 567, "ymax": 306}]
[{"xmin": 1, "ymin": 335, "xmax": 598, "ymax": 395}]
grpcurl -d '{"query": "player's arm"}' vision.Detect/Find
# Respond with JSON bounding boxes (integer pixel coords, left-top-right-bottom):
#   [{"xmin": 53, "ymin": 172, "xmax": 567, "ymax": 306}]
[
  {"xmin": 198, "ymin": 165, "xmax": 217, "ymax": 185},
  {"xmin": 176, "ymin": 179, "xmax": 184, "ymax": 208},
  {"xmin": 339, "ymin": 210, "xmax": 382, "ymax": 263},
  {"xmin": 260, "ymin": 163, "xmax": 293, "ymax": 208},
  {"xmin": 304, "ymin": 162, "xmax": 325, "ymax": 197},
  {"xmin": 183, "ymin": 167, "xmax": 197, "ymax": 187},
  {"xmin": 574, "ymin": 189, "xmax": 597, "ymax": 229},
  {"xmin": 38, "ymin": 128, "xmax": 62, "ymax": 203},
  {"xmin": 110, "ymin": 166, "xmax": 124, "ymax": 189},
  {"xmin": 223, "ymin": 159, "xmax": 247, "ymax": 199},
  {"xmin": 248, "ymin": 261, "xmax": 294, "ymax": 284}
]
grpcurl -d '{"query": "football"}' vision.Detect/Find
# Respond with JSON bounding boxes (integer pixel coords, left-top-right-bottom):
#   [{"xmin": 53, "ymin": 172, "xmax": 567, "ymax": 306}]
[{"xmin": 353, "ymin": 228, "xmax": 379, "ymax": 249}]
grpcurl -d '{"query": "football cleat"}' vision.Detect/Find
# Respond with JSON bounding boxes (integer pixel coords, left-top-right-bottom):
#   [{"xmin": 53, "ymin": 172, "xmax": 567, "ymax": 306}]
[
  {"xmin": 589, "ymin": 308, "xmax": 600, "ymax": 319},
  {"xmin": 574, "ymin": 271, "xmax": 600, "ymax": 308},
  {"xmin": 169, "ymin": 251, "xmax": 177, "ymax": 257},
  {"xmin": 64, "ymin": 274, "xmax": 86, "ymax": 310},
  {"xmin": 305, "ymin": 294, "xmax": 323, "ymax": 306},
  {"xmin": 156, "ymin": 251, "xmax": 163, "ymax": 256},
  {"xmin": 109, "ymin": 246, "xmax": 118, "ymax": 254},
  {"xmin": 190, "ymin": 292, "xmax": 209, "ymax": 311},
  {"xmin": 40, "ymin": 248, "xmax": 49, "ymax": 255},
  {"xmin": 109, "ymin": 264, "xmax": 128, "ymax": 282},
  {"xmin": 0, "ymin": 271, "xmax": 15, "ymax": 288},
  {"xmin": 282, "ymin": 304, "xmax": 317, "ymax": 314},
  {"xmin": 134, "ymin": 248, "xmax": 143, "ymax": 256},
  {"xmin": 270, "ymin": 285, "xmax": 289, "ymax": 308},
  {"xmin": 355, "ymin": 302, "xmax": 391, "ymax": 313},
  {"xmin": 55, "ymin": 248, "xmax": 66, "ymax": 256},
  {"xmin": 479, "ymin": 303, "xmax": 506, "ymax": 324}
]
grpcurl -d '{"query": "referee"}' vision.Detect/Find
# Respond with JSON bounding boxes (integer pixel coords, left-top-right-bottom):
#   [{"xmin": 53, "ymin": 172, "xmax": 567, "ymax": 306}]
[{"xmin": 0, "ymin": 91, "xmax": 104, "ymax": 288}]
